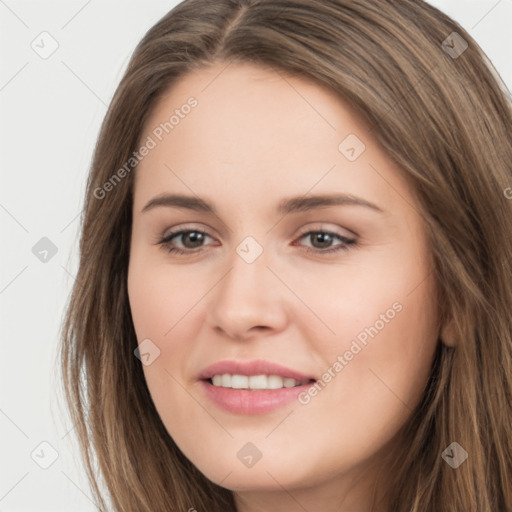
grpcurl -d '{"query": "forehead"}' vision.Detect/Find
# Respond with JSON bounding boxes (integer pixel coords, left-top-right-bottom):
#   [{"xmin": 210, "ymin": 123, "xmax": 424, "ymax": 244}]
[
  {"xmin": 132, "ymin": 62, "xmax": 414, "ymax": 218},
  {"xmin": 137, "ymin": 61, "xmax": 366, "ymax": 162}
]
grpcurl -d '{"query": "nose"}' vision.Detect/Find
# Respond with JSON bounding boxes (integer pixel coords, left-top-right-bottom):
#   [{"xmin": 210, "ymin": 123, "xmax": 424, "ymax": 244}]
[{"xmin": 205, "ymin": 244, "xmax": 289, "ymax": 342}]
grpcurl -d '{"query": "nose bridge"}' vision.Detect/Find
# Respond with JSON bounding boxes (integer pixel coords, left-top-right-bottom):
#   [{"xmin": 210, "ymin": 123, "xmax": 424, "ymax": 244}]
[
  {"xmin": 206, "ymin": 235, "xmax": 288, "ymax": 337},
  {"xmin": 220, "ymin": 237, "xmax": 272, "ymax": 307}
]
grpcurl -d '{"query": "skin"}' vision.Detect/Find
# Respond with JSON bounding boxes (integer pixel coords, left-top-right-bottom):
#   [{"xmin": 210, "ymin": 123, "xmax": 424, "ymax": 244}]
[{"xmin": 127, "ymin": 61, "xmax": 447, "ymax": 512}]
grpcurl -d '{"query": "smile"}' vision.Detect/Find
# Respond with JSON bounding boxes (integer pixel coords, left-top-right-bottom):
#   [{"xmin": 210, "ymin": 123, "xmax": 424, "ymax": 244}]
[
  {"xmin": 198, "ymin": 360, "xmax": 318, "ymax": 415},
  {"xmin": 209, "ymin": 374, "xmax": 313, "ymax": 390}
]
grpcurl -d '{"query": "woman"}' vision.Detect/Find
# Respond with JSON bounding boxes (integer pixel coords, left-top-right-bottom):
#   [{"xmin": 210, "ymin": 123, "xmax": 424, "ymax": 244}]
[{"xmin": 59, "ymin": 1, "xmax": 512, "ymax": 510}]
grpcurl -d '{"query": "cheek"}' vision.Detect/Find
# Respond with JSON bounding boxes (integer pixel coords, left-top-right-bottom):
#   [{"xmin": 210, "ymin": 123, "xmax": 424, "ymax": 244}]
[
  {"xmin": 127, "ymin": 261, "xmax": 203, "ymax": 440},
  {"xmin": 290, "ymin": 254, "xmax": 437, "ymax": 371},
  {"xmin": 127, "ymin": 256, "xmax": 204, "ymax": 342},
  {"xmin": 127, "ymin": 258, "xmax": 201, "ymax": 403},
  {"xmin": 297, "ymin": 244, "xmax": 438, "ymax": 431},
  {"xmin": 301, "ymin": 272, "xmax": 438, "ymax": 444}
]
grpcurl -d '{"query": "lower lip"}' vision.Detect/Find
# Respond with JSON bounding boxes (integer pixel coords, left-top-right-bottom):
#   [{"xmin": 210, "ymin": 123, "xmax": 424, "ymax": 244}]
[{"xmin": 200, "ymin": 379, "xmax": 313, "ymax": 415}]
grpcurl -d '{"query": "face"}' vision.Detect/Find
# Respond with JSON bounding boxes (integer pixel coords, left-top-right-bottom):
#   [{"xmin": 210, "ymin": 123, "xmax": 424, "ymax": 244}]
[{"xmin": 127, "ymin": 61, "xmax": 440, "ymax": 504}]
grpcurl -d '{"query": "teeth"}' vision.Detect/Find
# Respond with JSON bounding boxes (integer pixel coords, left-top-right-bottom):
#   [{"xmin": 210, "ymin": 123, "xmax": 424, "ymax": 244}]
[
  {"xmin": 248, "ymin": 375, "xmax": 267, "ymax": 389},
  {"xmin": 231, "ymin": 375, "xmax": 249, "ymax": 389},
  {"xmin": 267, "ymin": 375, "xmax": 283, "ymax": 389},
  {"xmin": 209, "ymin": 374, "xmax": 307, "ymax": 390},
  {"xmin": 283, "ymin": 378, "xmax": 297, "ymax": 388}
]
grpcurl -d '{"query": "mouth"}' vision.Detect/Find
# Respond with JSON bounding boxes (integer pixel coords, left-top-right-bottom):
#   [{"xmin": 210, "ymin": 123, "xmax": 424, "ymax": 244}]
[
  {"xmin": 205, "ymin": 374, "xmax": 316, "ymax": 390},
  {"xmin": 198, "ymin": 360, "xmax": 318, "ymax": 414}
]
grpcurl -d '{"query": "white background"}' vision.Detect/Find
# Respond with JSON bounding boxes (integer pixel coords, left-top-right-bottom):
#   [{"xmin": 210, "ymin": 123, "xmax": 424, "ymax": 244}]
[{"xmin": 0, "ymin": 1, "xmax": 511, "ymax": 510}]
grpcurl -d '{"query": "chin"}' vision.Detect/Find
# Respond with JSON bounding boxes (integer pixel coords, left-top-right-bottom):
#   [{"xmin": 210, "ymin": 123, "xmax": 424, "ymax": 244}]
[{"xmin": 191, "ymin": 452, "xmax": 314, "ymax": 492}]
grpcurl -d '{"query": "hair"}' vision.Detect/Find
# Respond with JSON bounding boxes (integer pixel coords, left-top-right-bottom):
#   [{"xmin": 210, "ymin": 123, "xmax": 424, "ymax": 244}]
[{"xmin": 57, "ymin": 0, "xmax": 512, "ymax": 510}]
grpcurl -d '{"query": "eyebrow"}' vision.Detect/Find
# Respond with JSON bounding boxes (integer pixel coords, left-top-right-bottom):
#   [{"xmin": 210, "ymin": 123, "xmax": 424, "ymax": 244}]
[{"xmin": 141, "ymin": 193, "xmax": 385, "ymax": 215}]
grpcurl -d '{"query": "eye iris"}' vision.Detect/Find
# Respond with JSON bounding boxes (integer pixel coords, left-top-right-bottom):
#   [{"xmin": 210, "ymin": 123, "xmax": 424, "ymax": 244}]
[
  {"xmin": 182, "ymin": 231, "xmax": 204, "ymax": 248},
  {"xmin": 311, "ymin": 232, "xmax": 332, "ymax": 249}
]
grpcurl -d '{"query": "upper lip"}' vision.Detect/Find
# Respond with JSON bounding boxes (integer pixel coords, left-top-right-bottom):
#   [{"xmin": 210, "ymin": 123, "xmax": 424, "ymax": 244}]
[{"xmin": 198, "ymin": 359, "xmax": 317, "ymax": 382}]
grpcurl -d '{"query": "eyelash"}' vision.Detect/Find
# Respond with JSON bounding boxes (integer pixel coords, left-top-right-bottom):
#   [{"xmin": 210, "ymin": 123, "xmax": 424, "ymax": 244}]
[{"xmin": 157, "ymin": 227, "xmax": 357, "ymax": 256}]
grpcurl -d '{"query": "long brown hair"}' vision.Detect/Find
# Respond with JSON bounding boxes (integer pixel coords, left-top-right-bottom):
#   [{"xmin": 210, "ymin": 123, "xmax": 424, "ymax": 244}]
[{"xmin": 57, "ymin": 1, "xmax": 512, "ymax": 510}]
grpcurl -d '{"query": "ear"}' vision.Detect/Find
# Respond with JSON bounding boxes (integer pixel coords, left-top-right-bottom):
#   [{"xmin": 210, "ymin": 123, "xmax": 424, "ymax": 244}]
[{"xmin": 440, "ymin": 317, "xmax": 458, "ymax": 347}]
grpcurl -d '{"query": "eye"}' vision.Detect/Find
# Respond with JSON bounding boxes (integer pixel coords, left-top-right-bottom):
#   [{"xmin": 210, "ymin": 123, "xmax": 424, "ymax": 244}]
[
  {"xmin": 156, "ymin": 227, "xmax": 357, "ymax": 256},
  {"xmin": 158, "ymin": 228, "xmax": 215, "ymax": 255},
  {"xmin": 294, "ymin": 229, "xmax": 357, "ymax": 254}
]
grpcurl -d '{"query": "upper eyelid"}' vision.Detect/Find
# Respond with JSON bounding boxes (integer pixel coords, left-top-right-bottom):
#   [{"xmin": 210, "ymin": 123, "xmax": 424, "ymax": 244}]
[
  {"xmin": 160, "ymin": 225, "xmax": 357, "ymax": 246},
  {"xmin": 161, "ymin": 222, "xmax": 357, "ymax": 239},
  {"xmin": 161, "ymin": 225, "xmax": 213, "ymax": 241}
]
